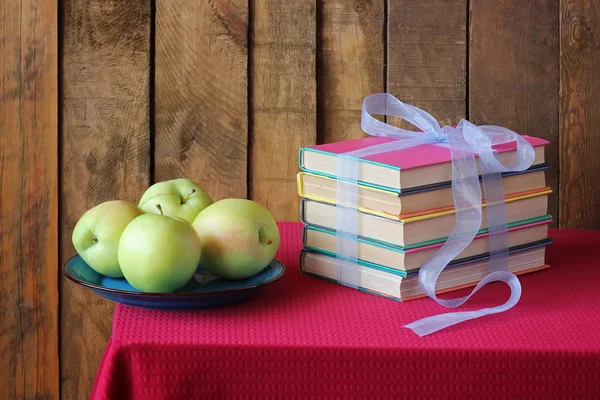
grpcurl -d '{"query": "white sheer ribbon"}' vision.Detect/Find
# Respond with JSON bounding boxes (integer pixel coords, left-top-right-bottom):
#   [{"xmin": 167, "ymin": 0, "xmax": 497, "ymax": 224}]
[{"xmin": 335, "ymin": 93, "xmax": 535, "ymax": 337}]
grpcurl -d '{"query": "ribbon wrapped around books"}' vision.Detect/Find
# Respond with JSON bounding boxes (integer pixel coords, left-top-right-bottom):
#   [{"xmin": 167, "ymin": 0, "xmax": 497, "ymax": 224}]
[{"xmin": 335, "ymin": 93, "xmax": 535, "ymax": 337}]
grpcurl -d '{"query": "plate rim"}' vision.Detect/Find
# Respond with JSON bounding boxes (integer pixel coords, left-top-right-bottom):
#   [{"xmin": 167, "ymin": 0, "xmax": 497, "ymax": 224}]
[{"xmin": 62, "ymin": 254, "xmax": 286, "ymax": 297}]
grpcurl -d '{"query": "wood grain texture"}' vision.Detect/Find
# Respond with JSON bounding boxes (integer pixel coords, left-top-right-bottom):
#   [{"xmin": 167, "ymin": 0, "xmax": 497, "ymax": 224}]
[
  {"xmin": 155, "ymin": 0, "xmax": 248, "ymax": 200},
  {"xmin": 317, "ymin": 0, "xmax": 384, "ymax": 143},
  {"xmin": 60, "ymin": 0, "xmax": 151, "ymax": 398},
  {"xmin": 0, "ymin": 0, "xmax": 59, "ymax": 398},
  {"xmin": 250, "ymin": 0, "xmax": 317, "ymax": 221},
  {"xmin": 470, "ymin": 0, "xmax": 559, "ymax": 226},
  {"xmin": 387, "ymin": 0, "xmax": 467, "ymax": 127},
  {"xmin": 560, "ymin": 0, "xmax": 600, "ymax": 229}
]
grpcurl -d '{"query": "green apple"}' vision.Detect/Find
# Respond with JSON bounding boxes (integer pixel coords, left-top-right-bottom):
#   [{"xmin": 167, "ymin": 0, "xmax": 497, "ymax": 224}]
[
  {"xmin": 138, "ymin": 178, "xmax": 213, "ymax": 224},
  {"xmin": 72, "ymin": 200, "xmax": 145, "ymax": 278},
  {"xmin": 192, "ymin": 198, "xmax": 280, "ymax": 280},
  {"xmin": 118, "ymin": 205, "xmax": 202, "ymax": 292}
]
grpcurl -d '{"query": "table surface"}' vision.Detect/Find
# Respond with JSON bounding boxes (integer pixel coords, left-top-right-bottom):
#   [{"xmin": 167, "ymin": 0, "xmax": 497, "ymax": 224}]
[
  {"xmin": 111, "ymin": 222, "xmax": 600, "ymax": 353},
  {"xmin": 92, "ymin": 222, "xmax": 600, "ymax": 399}
]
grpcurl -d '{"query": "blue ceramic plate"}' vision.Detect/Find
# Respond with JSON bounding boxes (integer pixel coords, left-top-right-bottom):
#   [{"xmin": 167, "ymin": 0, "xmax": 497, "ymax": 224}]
[{"xmin": 63, "ymin": 255, "xmax": 285, "ymax": 310}]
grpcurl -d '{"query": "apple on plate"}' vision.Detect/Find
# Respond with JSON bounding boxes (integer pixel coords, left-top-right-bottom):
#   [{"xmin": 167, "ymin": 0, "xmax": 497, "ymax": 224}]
[
  {"xmin": 192, "ymin": 198, "xmax": 280, "ymax": 280},
  {"xmin": 72, "ymin": 200, "xmax": 145, "ymax": 278},
  {"xmin": 138, "ymin": 178, "xmax": 213, "ymax": 224},
  {"xmin": 118, "ymin": 204, "xmax": 202, "ymax": 292}
]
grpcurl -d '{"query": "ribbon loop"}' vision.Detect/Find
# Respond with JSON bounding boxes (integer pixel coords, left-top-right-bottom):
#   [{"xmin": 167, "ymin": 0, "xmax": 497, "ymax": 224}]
[
  {"xmin": 361, "ymin": 93, "xmax": 442, "ymax": 139},
  {"xmin": 335, "ymin": 94, "xmax": 535, "ymax": 336},
  {"xmin": 460, "ymin": 120, "xmax": 535, "ymax": 173}
]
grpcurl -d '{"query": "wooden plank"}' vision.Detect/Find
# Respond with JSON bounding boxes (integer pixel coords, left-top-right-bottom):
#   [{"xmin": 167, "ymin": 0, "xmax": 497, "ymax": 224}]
[
  {"xmin": 250, "ymin": 0, "xmax": 317, "ymax": 221},
  {"xmin": 560, "ymin": 0, "xmax": 600, "ymax": 229},
  {"xmin": 470, "ymin": 0, "xmax": 559, "ymax": 226},
  {"xmin": 387, "ymin": 0, "xmax": 467, "ymax": 128},
  {"xmin": 60, "ymin": 0, "xmax": 151, "ymax": 398},
  {"xmin": 318, "ymin": 0, "xmax": 385, "ymax": 143},
  {"xmin": 155, "ymin": 0, "xmax": 248, "ymax": 200},
  {"xmin": 0, "ymin": 0, "xmax": 59, "ymax": 399}
]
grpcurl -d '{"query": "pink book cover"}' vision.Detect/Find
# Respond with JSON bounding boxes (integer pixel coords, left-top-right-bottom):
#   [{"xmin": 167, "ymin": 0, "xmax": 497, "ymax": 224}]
[{"xmin": 304, "ymin": 135, "xmax": 549, "ymax": 171}]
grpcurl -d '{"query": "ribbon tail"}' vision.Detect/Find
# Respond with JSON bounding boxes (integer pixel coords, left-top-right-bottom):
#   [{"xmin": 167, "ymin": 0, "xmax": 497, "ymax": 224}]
[
  {"xmin": 407, "ymin": 150, "xmax": 521, "ymax": 337},
  {"xmin": 404, "ymin": 271, "xmax": 522, "ymax": 337},
  {"xmin": 403, "ymin": 125, "xmax": 510, "ymax": 336},
  {"xmin": 403, "ymin": 121, "xmax": 530, "ymax": 337}
]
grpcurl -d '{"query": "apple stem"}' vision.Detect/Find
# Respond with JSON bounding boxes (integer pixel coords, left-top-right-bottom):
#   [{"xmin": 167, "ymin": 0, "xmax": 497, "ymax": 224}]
[
  {"xmin": 155, "ymin": 204, "xmax": 164, "ymax": 215},
  {"xmin": 92, "ymin": 236, "xmax": 98, "ymax": 244},
  {"xmin": 259, "ymin": 237, "xmax": 272, "ymax": 245},
  {"xmin": 181, "ymin": 189, "xmax": 196, "ymax": 204}
]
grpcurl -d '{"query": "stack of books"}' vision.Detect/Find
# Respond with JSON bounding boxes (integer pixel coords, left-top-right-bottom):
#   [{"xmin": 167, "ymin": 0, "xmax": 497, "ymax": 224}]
[{"xmin": 297, "ymin": 136, "xmax": 552, "ymax": 301}]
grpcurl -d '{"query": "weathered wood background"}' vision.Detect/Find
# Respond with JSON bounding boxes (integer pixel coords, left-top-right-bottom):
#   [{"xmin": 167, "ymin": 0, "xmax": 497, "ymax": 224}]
[{"xmin": 1, "ymin": 0, "xmax": 599, "ymax": 398}]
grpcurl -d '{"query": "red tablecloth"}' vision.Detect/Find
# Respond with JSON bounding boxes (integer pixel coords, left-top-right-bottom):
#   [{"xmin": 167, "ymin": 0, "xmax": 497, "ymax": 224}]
[{"xmin": 91, "ymin": 222, "xmax": 600, "ymax": 399}]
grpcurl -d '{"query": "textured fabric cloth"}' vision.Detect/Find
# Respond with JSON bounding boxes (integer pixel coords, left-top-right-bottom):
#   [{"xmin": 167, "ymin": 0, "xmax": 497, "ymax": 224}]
[{"xmin": 91, "ymin": 222, "xmax": 600, "ymax": 399}]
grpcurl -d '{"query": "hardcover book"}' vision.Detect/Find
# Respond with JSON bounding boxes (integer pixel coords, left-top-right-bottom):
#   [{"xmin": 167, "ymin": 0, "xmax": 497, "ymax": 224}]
[
  {"xmin": 299, "ymin": 135, "xmax": 549, "ymax": 192},
  {"xmin": 300, "ymin": 240, "xmax": 550, "ymax": 301}
]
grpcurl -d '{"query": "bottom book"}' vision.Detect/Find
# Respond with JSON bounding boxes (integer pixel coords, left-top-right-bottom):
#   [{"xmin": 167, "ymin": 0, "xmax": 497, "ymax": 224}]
[{"xmin": 300, "ymin": 241, "xmax": 550, "ymax": 302}]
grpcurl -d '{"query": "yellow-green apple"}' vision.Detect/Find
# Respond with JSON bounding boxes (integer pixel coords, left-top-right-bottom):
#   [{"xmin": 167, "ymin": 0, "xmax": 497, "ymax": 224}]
[
  {"xmin": 118, "ymin": 205, "xmax": 202, "ymax": 292},
  {"xmin": 71, "ymin": 200, "xmax": 144, "ymax": 278},
  {"xmin": 138, "ymin": 178, "xmax": 213, "ymax": 223},
  {"xmin": 192, "ymin": 198, "xmax": 280, "ymax": 279}
]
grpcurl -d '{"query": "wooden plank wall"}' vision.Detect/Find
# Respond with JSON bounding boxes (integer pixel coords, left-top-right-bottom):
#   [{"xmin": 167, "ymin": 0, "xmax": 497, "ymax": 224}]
[
  {"xmin": 250, "ymin": 0, "xmax": 317, "ymax": 221},
  {"xmin": 60, "ymin": 1, "xmax": 152, "ymax": 398},
  {"xmin": 155, "ymin": 0, "xmax": 249, "ymax": 199},
  {"xmin": 560, "ymin": 0, "xmax": 600, "ymax": 228},
  {"xmin": 2, "ymin": 0, "xmax": 600, "ymax": 398},
  {"xmin": 1, "ymin": 0, "xmax": 59, "ymax": 399}
]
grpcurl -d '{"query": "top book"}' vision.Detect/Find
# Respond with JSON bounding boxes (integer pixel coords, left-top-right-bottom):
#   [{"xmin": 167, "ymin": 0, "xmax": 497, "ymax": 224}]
[{"xmin": 299, "ymin": 135, "xmax": 549, "ymax": 192}]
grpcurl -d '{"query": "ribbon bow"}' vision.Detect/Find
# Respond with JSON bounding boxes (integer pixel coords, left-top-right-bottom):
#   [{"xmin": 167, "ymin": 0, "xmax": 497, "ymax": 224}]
[{"xmin": 335, "ymin": 93, "xmax": 536, "ymax": 336}]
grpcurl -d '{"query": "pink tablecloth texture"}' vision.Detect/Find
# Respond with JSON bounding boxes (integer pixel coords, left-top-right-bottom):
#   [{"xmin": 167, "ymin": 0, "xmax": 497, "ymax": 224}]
[{"xmin": 91, "ymin": 222, "xmax": 600, "ymax": 399}]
